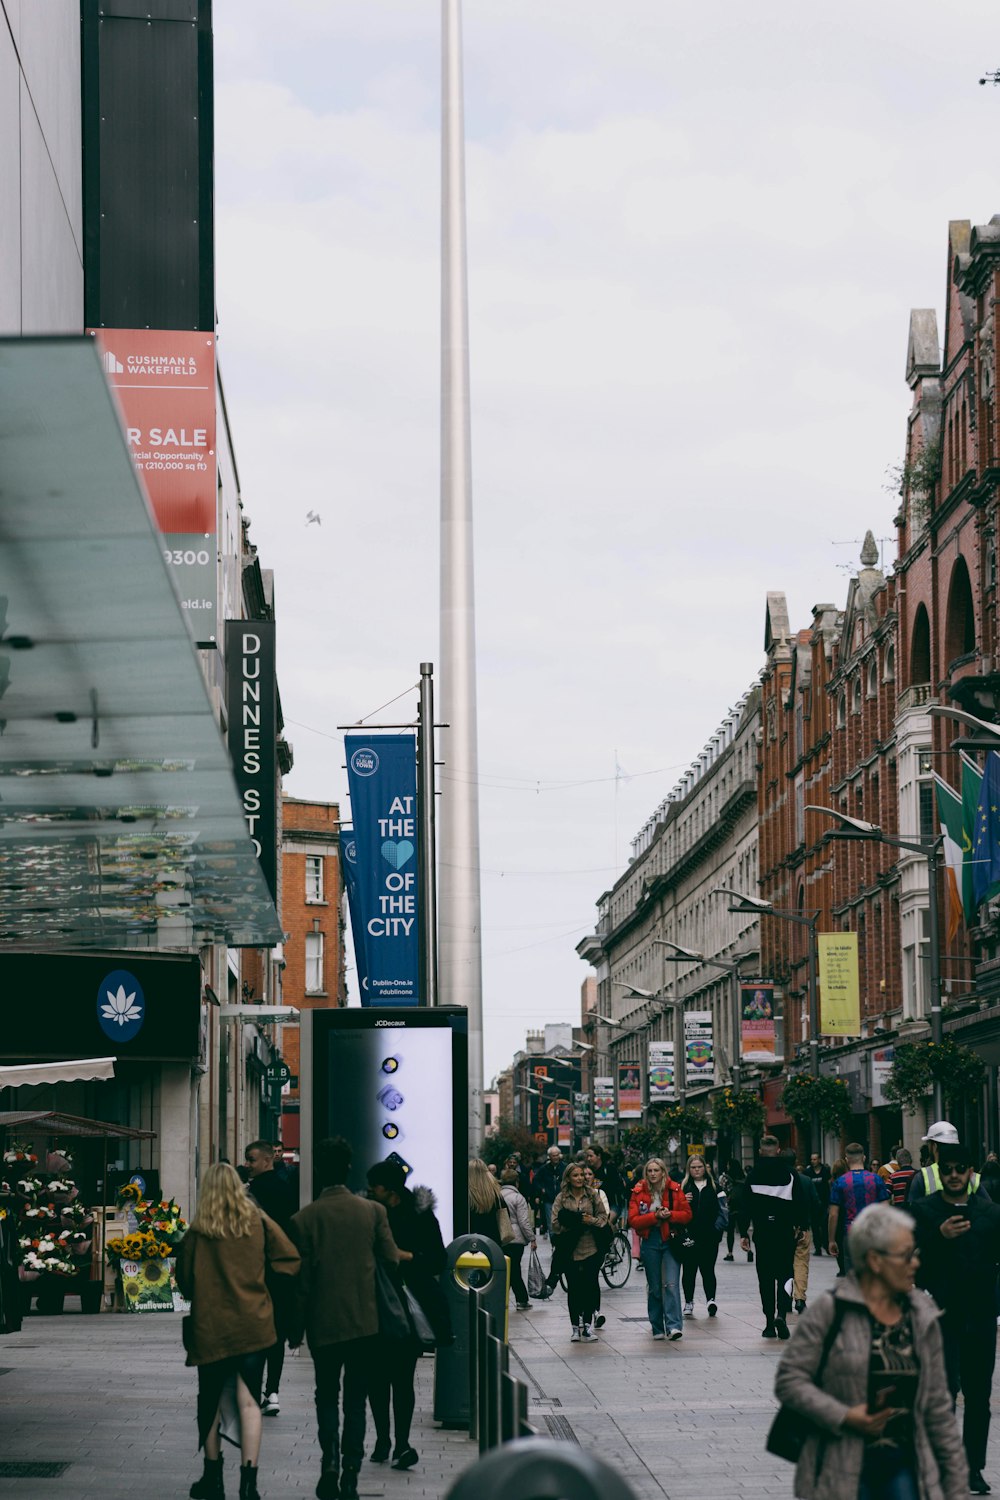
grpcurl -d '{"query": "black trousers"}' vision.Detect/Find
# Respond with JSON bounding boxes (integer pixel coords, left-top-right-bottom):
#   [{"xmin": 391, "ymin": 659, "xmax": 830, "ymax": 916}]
[
  {"xmin": 565, "ymin": 1253, "xmax": 601, "ymax": 1326},
  {"xmin": 941, "ymin": 1315, "xmax": 997, "ymax": 1472},
  {"xmin": 368, "ymin": 1337, "xmax": 419, "ymax": 1455},
  {"xmin": 681, "ymin": 1235, "xmax": 719, "ymax": 1304},
  {"xmin": 752, "ymin": 1233, "xmax": 794, "ymax": 1321},
  {"xmin": 506, "ymin": 1244, "xmax": 529, "ymax": 1305},
  {"xmin": 264, "ymin": 1301, "xmax": 288, "ymax": 1394},
  {"xmin": 312, "ymin": 1336, "xmax": 376, "ymax": 1475}
]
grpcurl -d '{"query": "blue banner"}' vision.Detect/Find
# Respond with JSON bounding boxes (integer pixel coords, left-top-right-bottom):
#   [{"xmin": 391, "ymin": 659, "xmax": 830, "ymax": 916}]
[
  {"xmin": 972, "ymin": 750, "xmax": 1000, "ymax": 908},
  {"xmin": 339, "ymin": 828, "xmax": 369, "ymax": 999},
  {"xmin": 345, "ymin": 734, "xmax": 420, "ymax": 1005}
]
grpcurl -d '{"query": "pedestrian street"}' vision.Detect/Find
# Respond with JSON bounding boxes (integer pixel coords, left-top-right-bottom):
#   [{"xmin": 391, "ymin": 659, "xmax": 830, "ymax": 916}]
[{"xmin": 3, "ymin": 1248, "xmax": 999, "ymax": 1500}]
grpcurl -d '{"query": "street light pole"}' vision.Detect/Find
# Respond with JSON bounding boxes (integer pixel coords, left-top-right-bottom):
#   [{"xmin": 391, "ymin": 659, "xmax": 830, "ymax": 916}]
[{"xmin": 805, "ymin": 805, "xmax": 944, "ymax": 1118}]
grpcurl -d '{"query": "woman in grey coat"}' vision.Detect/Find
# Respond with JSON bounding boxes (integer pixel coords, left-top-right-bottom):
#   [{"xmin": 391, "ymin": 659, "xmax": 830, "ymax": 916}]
[{"xmin": 773, "ymin": 1203, "xmax": 966, "ymax": 1500}]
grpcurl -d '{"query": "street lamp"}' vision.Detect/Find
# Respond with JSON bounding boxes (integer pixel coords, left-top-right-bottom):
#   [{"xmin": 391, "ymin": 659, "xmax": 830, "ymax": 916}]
[
  {"xmin": 711, "ymin": 885, "xmax": 820, "ymax": 1083},
  {"xmin": 655, "ymin": 938, "xmax": 744, "ymax": 1092},
  {"xmin": 805, "ymin": 804, "xmax": 944, "ymax": 1116}
]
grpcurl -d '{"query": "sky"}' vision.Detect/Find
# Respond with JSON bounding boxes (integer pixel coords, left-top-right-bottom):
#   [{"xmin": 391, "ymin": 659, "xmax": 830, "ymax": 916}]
[{"xmin": 211, "ymin": 1, "xmax": 1000, "ymax": 1082}]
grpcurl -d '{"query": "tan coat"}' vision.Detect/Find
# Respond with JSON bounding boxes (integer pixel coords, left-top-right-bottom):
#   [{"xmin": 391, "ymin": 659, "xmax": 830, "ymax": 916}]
[
  {"xmin": 175, "ymin": 1211, "xmax": 300, "ymax": 1367},
  {"xmin": 773, "ymin": 1274, "xmax": 967, "ymax": 1500},
  {"xmin": 550, "ymin": 1185, "xmax": 608, "ymax": 1261},
  {"xmin": 290, "ymin": 1185, "xmax": 400, "ymax": 1350}
]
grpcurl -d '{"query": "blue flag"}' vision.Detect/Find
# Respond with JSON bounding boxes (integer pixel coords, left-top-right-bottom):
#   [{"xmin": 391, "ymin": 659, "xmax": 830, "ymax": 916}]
[
  {"xmin": 344, "ymin": 734, "xmax": 420, "ymax": 1005},
  {"xmin": 971, "ymin": 750, "xmax": 1000, "ymax": 908},
  {"xmin": 339, "ymin": 828, "xmax": 369, "ymax": 999}
]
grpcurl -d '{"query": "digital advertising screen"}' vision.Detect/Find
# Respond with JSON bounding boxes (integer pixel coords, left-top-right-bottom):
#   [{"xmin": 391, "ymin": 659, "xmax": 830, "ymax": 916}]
[{"xmin": 300, "ymin": 1006, "xmax": 468, "ymax": 1244}]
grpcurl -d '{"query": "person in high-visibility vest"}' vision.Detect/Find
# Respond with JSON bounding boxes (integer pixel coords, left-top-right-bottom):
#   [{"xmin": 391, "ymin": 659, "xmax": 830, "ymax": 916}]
[{"xmin": 907, "ymin": 1121, "xmax": 989, "ymax": 1203}]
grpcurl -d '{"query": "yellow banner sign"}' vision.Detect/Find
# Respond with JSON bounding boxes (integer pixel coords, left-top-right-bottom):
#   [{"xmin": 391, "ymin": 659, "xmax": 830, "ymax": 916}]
[{"xmin": 818, "ymin": 933, "xmax": 861, "ymax": 1036}]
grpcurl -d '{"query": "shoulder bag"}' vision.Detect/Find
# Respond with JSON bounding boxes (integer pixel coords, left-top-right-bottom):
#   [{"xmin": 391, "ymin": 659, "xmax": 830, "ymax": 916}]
[
  {"xmin": 374, "ymin": 1260, "xmax": 411, "ymax": 1341},
  {"xmin": 496, "ymin": 1198, "xmax": 516, "ymax": 1245},
  {"xmin": 765, "ymin": 1296, "xmax": 846, "ymax": 1462}
]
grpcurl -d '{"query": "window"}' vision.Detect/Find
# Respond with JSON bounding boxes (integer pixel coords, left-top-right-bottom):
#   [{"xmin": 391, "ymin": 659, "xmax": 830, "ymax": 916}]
[
  {"xmin": 852, "ymin": 678, "xmax": 862, "ymax": 714},
  {"xmin": 867, "ymin": 659, "xmax": 878, "ymax": 697},
  {"xmin": 305, "ymin": 932, "xmax": 324, "ymax": 994},
  {"xmin": 306, "ymin": 855, "xmax": 324, "ymax": 903},
  {"xmin": 917, "ymin": 747, "xmax": 935, "ymax": 844},
  {"xmin": 836, "ymin": 693, "xmax": 846, "ymax": 728},
  {"xmin": 884, "ymin": 644, "xmax": 895, "ymax": 682}
]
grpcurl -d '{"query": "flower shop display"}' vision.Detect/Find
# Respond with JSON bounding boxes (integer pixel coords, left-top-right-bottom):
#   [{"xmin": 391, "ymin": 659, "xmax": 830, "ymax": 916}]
[
  {"xmin": 105, "ymin": 1189, "xmax": 188, "ymax": 1313},
  {"xmin": 6, "ymin": 1145, "xmax": 98, "ymax": 1298}
]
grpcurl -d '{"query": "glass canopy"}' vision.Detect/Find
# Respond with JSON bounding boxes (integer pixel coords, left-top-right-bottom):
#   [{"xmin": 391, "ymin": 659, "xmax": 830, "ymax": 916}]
[{"xmin": 0, "ymin": 337, "xmax": 283, "ymax": 950}]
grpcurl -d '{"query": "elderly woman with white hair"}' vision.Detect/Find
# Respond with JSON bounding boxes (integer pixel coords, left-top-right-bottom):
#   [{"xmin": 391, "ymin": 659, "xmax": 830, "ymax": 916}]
[{"xmin": 774, "ymin": 1202, "xmax": 966, "ymax": 1500}]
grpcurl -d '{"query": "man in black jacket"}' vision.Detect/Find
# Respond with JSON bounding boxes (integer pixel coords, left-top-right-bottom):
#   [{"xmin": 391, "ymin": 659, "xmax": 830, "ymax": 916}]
[
  {"xmin": 737, "ymin": 1134, "xmax": 810, "ymax": 1340},
  {"xmin": 246, "ymin": 1139, "xmax": 297, "ymax": 1417},
  {"xmin": 912, "ymin": 1142, "xmax": 1000, "ymax": 1496}
]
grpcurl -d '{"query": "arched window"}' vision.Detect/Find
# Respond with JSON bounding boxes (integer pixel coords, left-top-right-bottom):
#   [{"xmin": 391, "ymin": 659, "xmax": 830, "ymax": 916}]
[
  {"xmin": 911, "ymin": 605, "xmax": 931, "ymax": 686},
  {"xmin": 884, "ymin": 644, "xmax": 895, "ymax": 682},
  {"xmin": 852, "ymin": 678, "xmax": 862, "ymax": 714},
  {"xmin": 867, "ymin": 659, "xmax": 878, "ymax": 697},
  {"xmin": 836, "ymin": 692, "xmax": 846, "ymax": 728},
  {"xmin": 944, "ymin": 555, "xmax": 975, "ymax": 666}
]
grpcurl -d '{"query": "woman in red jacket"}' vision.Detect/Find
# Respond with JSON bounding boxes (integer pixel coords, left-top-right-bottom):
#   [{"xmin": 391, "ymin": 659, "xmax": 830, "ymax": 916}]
[{"xmin": 627, "ymin": 1158, "xmax": 692, "ymax": 1340}]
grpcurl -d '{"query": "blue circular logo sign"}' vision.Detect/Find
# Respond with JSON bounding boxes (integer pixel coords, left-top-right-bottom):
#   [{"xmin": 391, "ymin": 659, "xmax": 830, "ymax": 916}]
[
  {"xmin": 343, "ymin": 838, "xmax": 358, "ymax": 865},
  {"xmin": 349, "ymin": 747, "xmax": 379, "ymax": 777},
  {"xmin": 97, "ymin": 969, "xmax": 146, "ymax": 1042}
]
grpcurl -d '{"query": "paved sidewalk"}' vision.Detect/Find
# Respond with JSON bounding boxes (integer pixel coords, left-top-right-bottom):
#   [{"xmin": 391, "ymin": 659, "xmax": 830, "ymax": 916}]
[{"xmin": 1, "ymin": 1248, "xmax": 997, "ymax": 1499}]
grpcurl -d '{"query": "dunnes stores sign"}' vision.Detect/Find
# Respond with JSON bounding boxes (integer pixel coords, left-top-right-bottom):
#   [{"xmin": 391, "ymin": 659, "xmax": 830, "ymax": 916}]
[{"xmin": 225, "ymin": 621, "xmax": 278, "ymax": 904}]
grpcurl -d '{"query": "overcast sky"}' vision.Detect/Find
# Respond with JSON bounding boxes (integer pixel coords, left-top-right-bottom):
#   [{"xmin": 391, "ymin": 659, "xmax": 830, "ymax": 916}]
[{"xmin": 212, "ymin": 1, "xmax": 1000, "ymax": 1081}]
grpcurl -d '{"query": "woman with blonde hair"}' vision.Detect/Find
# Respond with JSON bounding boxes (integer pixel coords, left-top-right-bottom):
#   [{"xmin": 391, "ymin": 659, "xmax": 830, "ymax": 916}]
[
  {"xmin": 177, "ymin": 1162, "xmax": 300, "ymax": 1500},
  {"xmin": 468, "ymin": 1158, "xmax": 512, "ymax": 1244},
  {"xmin": 628, "ymin": 1156, "xmax": 692, "ymax": 1340}
]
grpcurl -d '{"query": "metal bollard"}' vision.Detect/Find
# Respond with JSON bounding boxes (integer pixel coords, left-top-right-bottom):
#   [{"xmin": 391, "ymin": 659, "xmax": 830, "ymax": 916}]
[
  {"xmin": 500, "ymin": 1372, "xmax": 531, "ymax": 1443},
  {"xmin": 477, "ymin": 1306, "xmax": 494, "ymax": 1454},
  {"xmin": 485, "ymin": 1330, "xmax": 504, "ymax": 1451},
  {"xmin": 468, "ymin": 1287, "xmax": 481, "ymax": 1441}
]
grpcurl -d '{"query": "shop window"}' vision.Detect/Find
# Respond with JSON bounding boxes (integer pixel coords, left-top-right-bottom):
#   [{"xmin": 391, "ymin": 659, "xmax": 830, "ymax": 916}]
[
  {"xmin": 306, "ymin": 855, "xmax": 324, "ymax": 903},
  {"xmin": 305, "ymin": 932, "xmax": 324, "ymax": 994}
]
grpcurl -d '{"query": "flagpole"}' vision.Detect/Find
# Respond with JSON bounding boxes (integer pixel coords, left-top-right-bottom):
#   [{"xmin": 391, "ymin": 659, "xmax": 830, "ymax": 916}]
[{"xmin": 440, "ymin": 0, "xmax": 484, "ymax": 1149}]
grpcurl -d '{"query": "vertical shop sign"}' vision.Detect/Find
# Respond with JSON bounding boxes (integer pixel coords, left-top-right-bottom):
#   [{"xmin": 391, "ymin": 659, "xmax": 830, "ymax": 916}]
[
  {"xmin": 684, "ymin": 1011, "xmax": 714, "ymax": 1089},
  {"xmin": 574, "ymin": 1091, "xmax": 591, "ymax": 1132},
  {"xmin": 593, "ymin": 1077, "xmax": 615, "ymax": 1125},
  {"xmin": 339, "ymin": 829, "xmax": 369, "ymax": 997},
  {"xmin": 740, "ymin": 983, "xmax": 777, "ymax": 1062},
  {"xmin": 225, "ymin": 620, "xmax": 277, "ymax": 905},
  {"xmin": 617, "ymin": 1060, "xmax": 642, "ymax": 1119},
  {"xmin": 818, "ymin": 934, "xmax": 861, "ymax": 1036},
  {"xmin": 871, "ymin": 1046, "xmax": 895, "ymax": 1108},
  {"xmin": 345, "ymin": 735, "xmax": 420, "ymax": 1005},
  {"xmin": 90, "ymin": 329, "xmax": 217, "ymax": 643},
  {"xmin": 648, "ymin": 1040, "xmax": 676, "ymax": 1102}
]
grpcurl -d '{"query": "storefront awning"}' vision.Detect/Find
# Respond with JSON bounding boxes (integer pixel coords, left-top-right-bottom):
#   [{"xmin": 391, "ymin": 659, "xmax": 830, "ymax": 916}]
[
  {"xmin": 0, "ymin": 1058, "xmax": 117, "ymax": 1090},
  {"xmin": 0, "ymin": 337, "xmax": 283, "ymax": 949},
  {"xmin": 0, "ymin": 1109, "xmax": 154, "ymax": 1140}
]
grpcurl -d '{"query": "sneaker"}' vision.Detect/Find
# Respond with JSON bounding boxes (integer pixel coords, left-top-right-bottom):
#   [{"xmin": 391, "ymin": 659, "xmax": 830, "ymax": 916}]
[
  {"xmin": 515, "ymin": 1302, "xmax": 531, "ymax": 1311},
  {"xmin": 707, "ymin": 1301, "xmax": 718, "ymax": 1318},
  {"xmin": 969, "ymin": 1471, "xmax": 991, "ymax": 1495},
  {"xmin": 261, "ymin": 1392, "xmax": 280, "ymax": 1416},
  {"xmin": 594, "ymin": 1313, "xmax": 606, "ymax": 1328},
  {"xmin": 723, "ymin": 1253, "xmax": 734, "ymax": 1262},
  {"xmin": 535, "ymin": 1285, "xmax": 554, "ymax": 1300},
  {"xmin": 651, "ymin": 1330, "xmax": 665, "ymax": 1340},
  {"xmin": 581, "ymin": 1323, "xmax": 594, "ymax": 1341},
  {"xmin": 762, "ymin": 1321, "xmax": 777, "ymax": 1339},
  {"xmin": 775, "ymin": 1318, "xmax": 790, "ymax": 1340},
  {"xmin": 794, "ymin": 1299, "xmax": 806, "ymax": 1314},
  {"xmin": 570, "ymin": 1326, "xmax": 581, "ymax": 1342},
  {"xmin": 682, "ymin": 1301, "xmax": 694, "ymax": 1316},
  {"xmin": 391, "ymin": 1448, "xmax": 418, "ymax": 1471},
  {"xmin": 668, "ymin": 1330, "xmax": 683, "ymax": 1341}
]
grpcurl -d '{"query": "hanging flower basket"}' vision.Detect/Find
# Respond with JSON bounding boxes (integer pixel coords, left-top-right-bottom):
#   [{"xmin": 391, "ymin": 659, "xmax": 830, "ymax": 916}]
[
  {"xmin": 711, "ymin": 1088, "xmax": 766, "ymax": 1139},
  {"xmin": 779, "ymin": 1074, "xmax": 852, "ymax": 1133},
  {"xmin": 884, "ymin": 1040, "xmax": 985, "ymax": 1114}
]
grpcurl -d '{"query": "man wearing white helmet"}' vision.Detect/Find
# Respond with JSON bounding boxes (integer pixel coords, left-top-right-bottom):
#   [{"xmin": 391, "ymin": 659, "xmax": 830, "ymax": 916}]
[{"xmin": 907, "ymin": 1121, "xmax": 989, "ymax": 1203}]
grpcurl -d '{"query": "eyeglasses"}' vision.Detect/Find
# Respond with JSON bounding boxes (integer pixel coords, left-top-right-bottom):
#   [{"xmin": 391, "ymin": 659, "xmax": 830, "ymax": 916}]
[{"xmin": 877, "ymin": 1245, "xmax": 920, "ymax": 1263}]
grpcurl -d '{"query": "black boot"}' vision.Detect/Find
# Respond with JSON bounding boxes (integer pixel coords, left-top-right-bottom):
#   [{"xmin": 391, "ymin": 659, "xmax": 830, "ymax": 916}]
[
  {"xmin": 238, "ymin": 1463, "xmax": 260, "ymax": 1500},
  {"xmin": 340, "ymin": 1469, "xmax": 359, "ymax": 1500},
  {"xmin": 190, "ymin": 1455, "xmax": 224, "ymax": 1499}
]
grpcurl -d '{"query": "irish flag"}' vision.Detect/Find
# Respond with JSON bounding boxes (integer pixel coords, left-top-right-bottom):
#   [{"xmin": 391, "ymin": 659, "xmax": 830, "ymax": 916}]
[{"xmin": 935, "ymin": 774, "xmax": 964, "ymax": 941}]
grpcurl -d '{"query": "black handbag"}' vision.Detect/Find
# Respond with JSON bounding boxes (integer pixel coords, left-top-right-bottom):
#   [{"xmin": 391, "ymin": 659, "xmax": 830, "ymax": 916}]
[
  {"xmin": 766, "ymin": 1297, "xmax": 846, "ymax": 1463},
  {"xmin": 374, "ymin": 1261, "xmax": 411, "ymax": 1341}
]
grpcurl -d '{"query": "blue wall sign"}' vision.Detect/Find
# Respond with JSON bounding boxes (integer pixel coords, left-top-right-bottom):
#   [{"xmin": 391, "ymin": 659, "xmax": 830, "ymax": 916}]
[
  {"xmin": 344, "ymin": 734, "xmax": 419, "ymax": 1005},
  {"xmin": 97, "ymin": 968, "xmax": 146, "ymax": 1042}
]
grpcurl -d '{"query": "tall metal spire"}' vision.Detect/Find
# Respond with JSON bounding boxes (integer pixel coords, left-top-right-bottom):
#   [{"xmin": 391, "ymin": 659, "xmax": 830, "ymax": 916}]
[{"xmin": 440, "ymin": 0, "xmax": 484, "ymax": 1148}]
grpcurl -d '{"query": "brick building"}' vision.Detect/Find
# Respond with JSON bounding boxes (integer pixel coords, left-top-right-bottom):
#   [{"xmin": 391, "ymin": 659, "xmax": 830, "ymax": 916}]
[{"xmin": 276, "ymin": 796, "xmax": 347, "ymax": 1150}]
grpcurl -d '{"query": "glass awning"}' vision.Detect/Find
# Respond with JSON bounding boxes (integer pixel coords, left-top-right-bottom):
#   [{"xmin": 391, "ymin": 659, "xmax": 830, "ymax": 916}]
[{"xmin": 0, "ymin": 337, "xmax": 283, "ymax": 950}]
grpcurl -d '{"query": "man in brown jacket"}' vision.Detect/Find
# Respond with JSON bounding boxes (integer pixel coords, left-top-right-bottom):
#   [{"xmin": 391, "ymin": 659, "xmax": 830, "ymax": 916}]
[{"xmin": 289, "ymin": 1136, "xmax": 403, "ymax": 1500}]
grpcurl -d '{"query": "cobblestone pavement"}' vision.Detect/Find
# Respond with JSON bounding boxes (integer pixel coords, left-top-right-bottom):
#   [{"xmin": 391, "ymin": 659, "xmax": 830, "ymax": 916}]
[{"xmin": 1, "ymin": 1248, "xmax": 997, "ymax": 1499}]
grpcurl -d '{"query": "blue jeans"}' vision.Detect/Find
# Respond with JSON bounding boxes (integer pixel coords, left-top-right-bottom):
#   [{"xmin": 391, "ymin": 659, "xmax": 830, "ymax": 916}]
[
  {"xmin": 858, "ymin": 1466, "xmax": 918, "ymax": 1500},
  {"xmin": 639, "ymin": 1234, "xmax": 681, "ymax": 1334}
]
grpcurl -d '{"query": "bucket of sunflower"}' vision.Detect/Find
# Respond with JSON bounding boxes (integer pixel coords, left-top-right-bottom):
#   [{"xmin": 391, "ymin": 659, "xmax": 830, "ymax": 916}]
[{"xmin": 107, "ymin": 1228, "xmax": 178, "ymax": 1312}]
